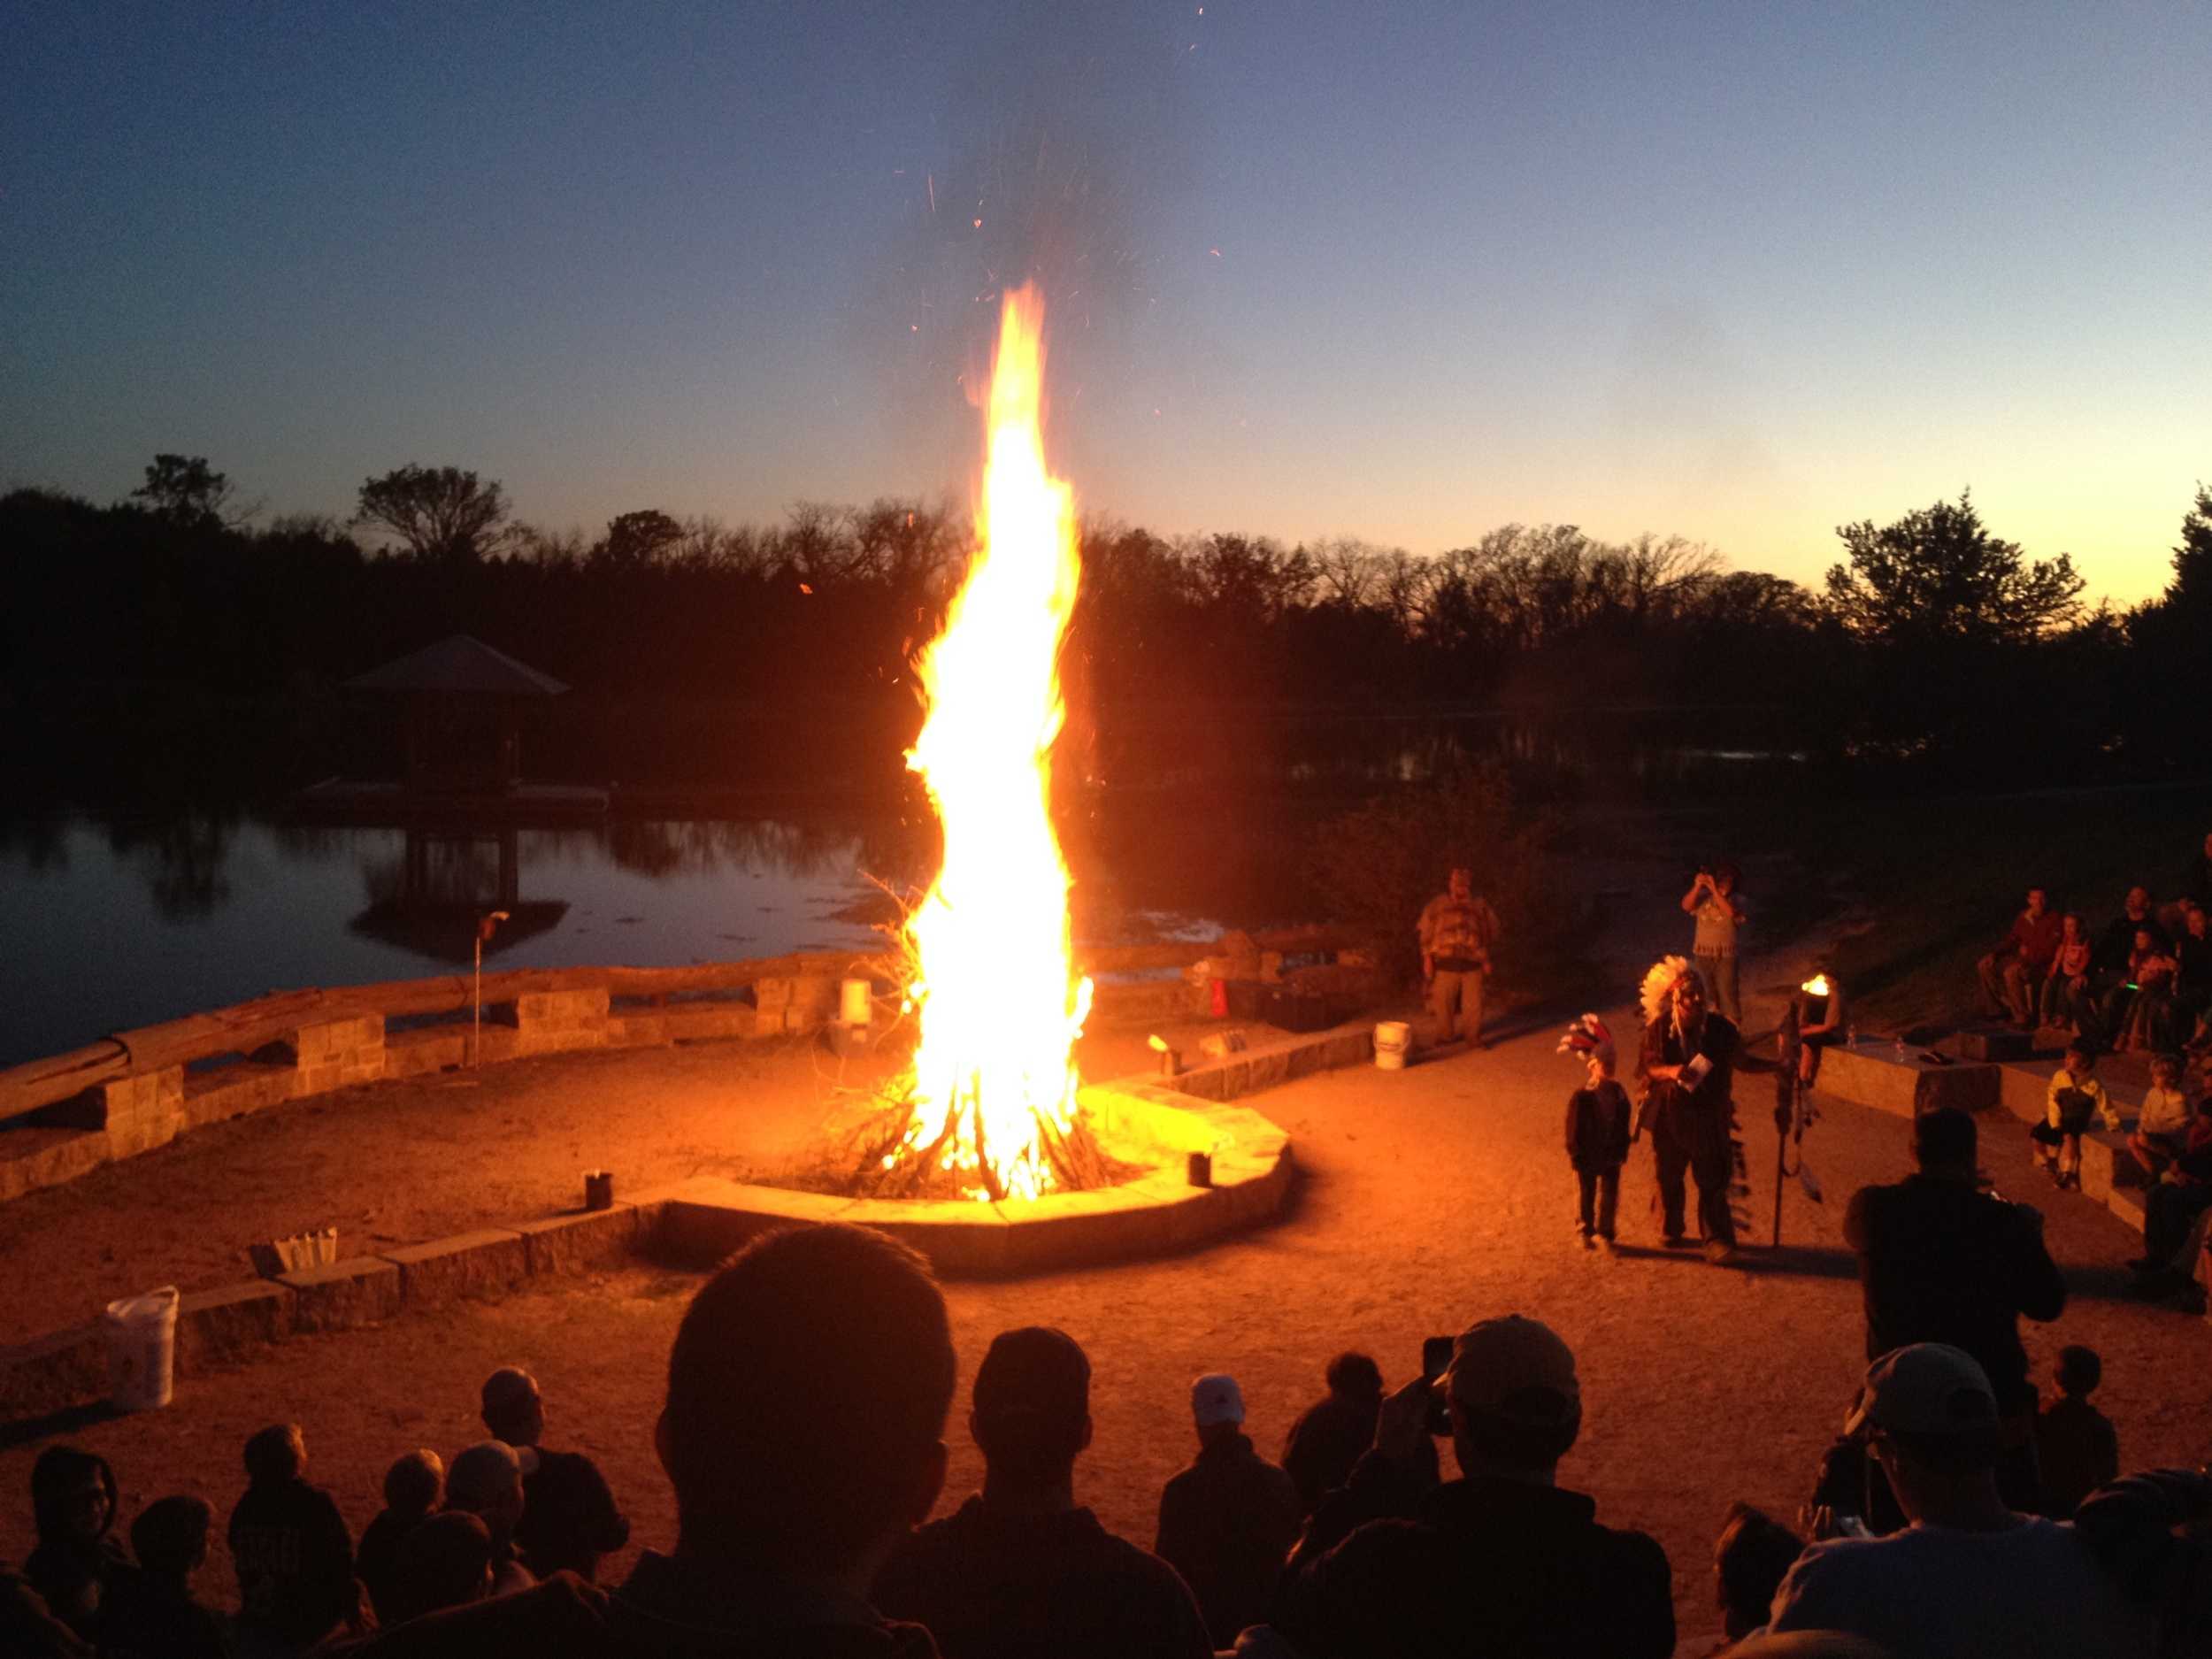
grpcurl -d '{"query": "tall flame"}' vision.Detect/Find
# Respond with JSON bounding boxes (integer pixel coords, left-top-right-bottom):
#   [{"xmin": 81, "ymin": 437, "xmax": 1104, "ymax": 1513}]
[{"xmin": 896, "ymin": 285, "xmax": 1092, "ymax": 1202}]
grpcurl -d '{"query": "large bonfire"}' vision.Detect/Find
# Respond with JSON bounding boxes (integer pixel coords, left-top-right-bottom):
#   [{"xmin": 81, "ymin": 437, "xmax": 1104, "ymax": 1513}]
[{"xmin": 869, "ymin": 284, "xmax": 1096, "ymax": 1202}]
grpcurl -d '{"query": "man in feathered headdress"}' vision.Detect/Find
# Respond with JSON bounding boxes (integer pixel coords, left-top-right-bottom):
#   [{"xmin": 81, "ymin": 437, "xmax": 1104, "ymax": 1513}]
[{"xmin": 1635, "ymin": 955, "xmax": 1746, "ymax": 1264}]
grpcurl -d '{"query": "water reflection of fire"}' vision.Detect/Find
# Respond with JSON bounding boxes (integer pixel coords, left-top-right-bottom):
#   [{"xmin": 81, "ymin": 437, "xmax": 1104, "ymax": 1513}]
[{"xmin": 879, "ymin": 285, "xmax": 1094, "ymax": 1202}]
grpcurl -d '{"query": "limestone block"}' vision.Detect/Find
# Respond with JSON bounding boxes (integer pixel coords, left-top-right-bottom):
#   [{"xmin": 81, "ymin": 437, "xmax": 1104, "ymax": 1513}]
[
  {"xmin": 296, "ymin": 1057, "xmax": 386, "ymax": 1096},
  {"xmin": 0, "ymin": 1128, "xmax": 109, "ymax": 1203},
  {"xmin": 101, "ymin": 1068, "xmax": 186, "ymax": 1158},
  {"xmin": 514, "ymin": 1204, "xmax": 640, "ymax": 1275},
  {"xmin": 381, "ymin": 1230, "xmax": 528, "ymax": 1307},
  {"xmin": 278, "ymin": 1257, "xmax": 401, "ymax": 1333},
  {"xmin": 1817, "ymin": 1046, "xmax": 1999, "ymax": 1120},
  {"xmin": 289, "ymin": 1015, "xmax": 386, "ymax": 1064},
  {"xmin": 182, "ymin": 1064, "xmax": 298, "ymax": 1128},
  {"xmin": 385, "ymin": 1028, "xmax": 469, "ymax": 1078},
  {"xmin": 0, "ymin": 1324, "xmax": 105, "ymax": 1419},
  {"xmin": 175, "ymin": 1280, "xmax": 296, "ymax": 1374},
  {"xmin": 605, "ymin": 1012, "xmax": 669, "ymax": 1047},
  {"xmin": 1946, "ymin": 1026, "xmax": 2032, "ymax": 1063},
  {"xmin": 1244, "ymin": 1049, "xmax": 1292, "ymax": 1092},
  {"xmin": 662, "ymin": 1005, "xmax": 758, "ymax": 1043}
]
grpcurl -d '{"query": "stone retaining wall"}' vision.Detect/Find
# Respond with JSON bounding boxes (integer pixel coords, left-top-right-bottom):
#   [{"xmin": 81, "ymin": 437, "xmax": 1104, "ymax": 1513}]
[{"xmin": 0, "ymin": 1202, "xmax": 657, "ymax": 1423}]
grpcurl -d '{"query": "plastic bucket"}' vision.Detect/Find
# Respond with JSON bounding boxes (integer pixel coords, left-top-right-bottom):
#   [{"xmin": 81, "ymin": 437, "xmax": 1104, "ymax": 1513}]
[
  {"xmin": 1373, "ymin": 1021, "xmax": 1411, "ymax": 1071},
  {"xmin": 840, "ymin": 978, "xmax": 873, "ymax": 1026},
  {"xmin": 104, "ymin": 1286, "xmax": 179, "ymax": 1413}
]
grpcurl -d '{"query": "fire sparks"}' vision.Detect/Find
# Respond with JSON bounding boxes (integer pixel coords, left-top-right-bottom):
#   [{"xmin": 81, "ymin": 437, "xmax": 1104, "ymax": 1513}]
[{"xmin": 891, "ymin": 284, "xmax": 1093, "ymax": 1202}]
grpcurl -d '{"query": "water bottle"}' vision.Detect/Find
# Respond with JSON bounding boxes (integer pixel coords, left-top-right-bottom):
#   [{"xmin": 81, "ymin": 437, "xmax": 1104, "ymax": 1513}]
[{"xmin": 1893, "ymin": 1035, "xmax": 1908, "ymax": 1064}]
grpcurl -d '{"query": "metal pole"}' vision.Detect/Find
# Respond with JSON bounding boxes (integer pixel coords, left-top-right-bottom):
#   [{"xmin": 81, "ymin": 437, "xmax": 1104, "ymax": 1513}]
[
  {"xmin": 1773, "ymin": 997, "xmax": 1800, "ymax": 1248},
  {"xmin": 473, "ymin": 932, "xmax": 483, "ymax": 1068}
]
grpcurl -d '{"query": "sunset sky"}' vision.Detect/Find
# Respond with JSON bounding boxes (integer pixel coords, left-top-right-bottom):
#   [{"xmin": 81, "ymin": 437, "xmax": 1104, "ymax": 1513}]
[{"xmin": 5, "ymin": 1, "xmax": 2207, "ymax": 603}]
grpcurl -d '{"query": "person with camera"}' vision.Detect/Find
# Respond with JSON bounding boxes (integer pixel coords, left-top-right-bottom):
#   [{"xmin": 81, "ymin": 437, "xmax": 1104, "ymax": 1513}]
[
  {"xmin": 1269, "ymin": 1316, "xmax": 1673, "ymax": 1659},
  {"xmin": 1842, "ymin": 1108, "xmax": 2067, "ymax": 1513},
  {"xmin": 1681, "ymin": 861, "xmax": 1748, "ymax": 1023}
]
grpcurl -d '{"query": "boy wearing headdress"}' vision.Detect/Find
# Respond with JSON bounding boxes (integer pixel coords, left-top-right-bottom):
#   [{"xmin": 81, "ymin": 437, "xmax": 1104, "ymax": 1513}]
[{"xmin": 1561, "ymin": 1014, "xmax": 1632, "ymax": 1250}]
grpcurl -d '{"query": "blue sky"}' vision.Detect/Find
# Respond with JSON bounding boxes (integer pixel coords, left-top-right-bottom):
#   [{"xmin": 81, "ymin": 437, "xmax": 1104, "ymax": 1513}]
[{"xmin": 4, "ymin": 0, "xmax": 2207, "ymax": 600}]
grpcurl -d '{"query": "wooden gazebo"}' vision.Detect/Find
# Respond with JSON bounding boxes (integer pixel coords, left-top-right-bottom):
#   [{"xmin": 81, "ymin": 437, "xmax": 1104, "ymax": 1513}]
[{"xmin": 342, "ymin": 634, "xmax": 569, "ymax": 794}]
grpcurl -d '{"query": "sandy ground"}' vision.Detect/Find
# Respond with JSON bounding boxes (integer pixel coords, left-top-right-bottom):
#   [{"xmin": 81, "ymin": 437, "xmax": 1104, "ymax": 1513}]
[{"xmin": 5, "ymin": 862, "xmax": 2210, "ymax": 1654}]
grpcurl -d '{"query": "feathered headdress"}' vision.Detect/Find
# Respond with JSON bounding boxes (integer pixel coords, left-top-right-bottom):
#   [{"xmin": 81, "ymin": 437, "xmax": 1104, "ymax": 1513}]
[
  {"xmin": 1640, "ymin": 955, "xmax": 1701, "ymax": 1026},
  {"xmin": 1556, "ymin": 1012, "xmax": 1615, "ymax": 1066}
]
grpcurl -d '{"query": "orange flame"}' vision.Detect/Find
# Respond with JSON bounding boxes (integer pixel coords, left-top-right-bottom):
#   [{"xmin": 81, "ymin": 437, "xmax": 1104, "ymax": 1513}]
[{"xmin": 894, "ymin": 285, "xmax": 1092, "ymax": 1202}]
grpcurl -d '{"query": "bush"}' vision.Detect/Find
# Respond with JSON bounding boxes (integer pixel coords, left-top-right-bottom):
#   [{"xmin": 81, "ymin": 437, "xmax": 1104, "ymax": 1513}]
[{"xmin": 1306, "ymin": 764, "xmax": 1574, "ymax": 999}]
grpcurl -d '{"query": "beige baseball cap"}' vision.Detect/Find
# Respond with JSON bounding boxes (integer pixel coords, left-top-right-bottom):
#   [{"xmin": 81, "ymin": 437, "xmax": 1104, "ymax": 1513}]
[{"xmin": 1844, "ymin": 1343, "xmax": 1998, "ymax": 1438}]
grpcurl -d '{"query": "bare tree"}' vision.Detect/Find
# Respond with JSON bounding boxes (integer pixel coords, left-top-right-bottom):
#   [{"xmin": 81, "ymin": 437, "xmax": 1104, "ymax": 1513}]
[{"xmin": 352, "ymin": 465, "xmax": 511, "ymax": 563}]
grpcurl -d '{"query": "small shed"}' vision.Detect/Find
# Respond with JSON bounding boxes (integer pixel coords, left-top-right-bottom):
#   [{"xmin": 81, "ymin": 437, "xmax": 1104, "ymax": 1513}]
[{"xmin": 343, "ymin": 634, "xmax": 567, "ymax": 794}]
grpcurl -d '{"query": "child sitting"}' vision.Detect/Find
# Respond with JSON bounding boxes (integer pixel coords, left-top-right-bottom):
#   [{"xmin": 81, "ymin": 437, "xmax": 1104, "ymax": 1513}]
[
  {"xmin": 1560, "ymin": 1013, "xmax": 1632, "ymax": 1249},
  {"xmin": 2116, "ymin": 929, "xmax": 2180, "ymax": 1052},
  {"xmin": 106, "ymin": 1494, "xmax": 228, "ymax": 1659},
  {"xmin": 2040, "ymin": 913, "xmax": 2093, "ymax": 1033},
  {"xmin": 2128, "ymin": 1054, "xmax": 2193, "ymax": 1181},
  {"xmin": 357, "ymin": 1448, "xmax": 442, "ymax": 1626},
  {"xmin": 2032, "ymin": 1044, "xmax": 2118, "ymax": 1190},
  {"xmin": 2033, "ymin": 1346, "xmax": 2118, "ymax": 1520}
]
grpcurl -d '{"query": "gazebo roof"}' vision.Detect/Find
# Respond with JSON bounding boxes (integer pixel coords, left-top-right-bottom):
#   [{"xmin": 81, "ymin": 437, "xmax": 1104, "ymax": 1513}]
[{"xmin": 344, "ymin": 634, "xmax": 568, "ymax": 697}]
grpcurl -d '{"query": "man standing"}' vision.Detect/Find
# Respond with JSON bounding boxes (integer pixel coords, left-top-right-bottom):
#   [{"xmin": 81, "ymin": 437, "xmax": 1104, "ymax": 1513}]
[
  {"xmin": 480, "ymin": 1367, "xmax": 630, "ymax": 1583},
  {"xmin": 1843, "ymin": 1109, "xmax": 2067, "ymax": 1512},
  {"xmin": 873, "ymin": 1327, "xmax": 1210, "ymax": 1659},
  {"xmin": 1978, "ymin": 886, "xmax": 2063, "ymax": 1029},
  {"xmin": 1764, "ymin": 1344, "xmax": 2156, "ymax": 1656},
  {"xmin": 1155, "ymin": 1373, "xmax": 1302, "ymax": 1649},
  {"xmin": 1417, "ymin": 866, "xmax": 1501, "ymax": 1049},
  {"xmin": 1635, "ymin": 956, "xmax": 1746, "ymax": 1263},
  {"xmin": 1680, "ymin": 861, "xmax": 1748, "ymax": 1022}
]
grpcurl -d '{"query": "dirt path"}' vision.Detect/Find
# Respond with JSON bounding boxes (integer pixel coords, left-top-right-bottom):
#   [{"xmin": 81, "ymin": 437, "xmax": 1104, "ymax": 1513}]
[{"xmin": 4, "ymin": 869, "xmax": 2208, "ymax": 1653}]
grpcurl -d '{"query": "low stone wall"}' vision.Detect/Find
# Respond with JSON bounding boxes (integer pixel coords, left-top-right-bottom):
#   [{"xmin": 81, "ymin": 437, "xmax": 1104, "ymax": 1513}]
[
  {"xmin": 649, "ymin": 1090, "xmax": 1294, "ymax": 1278},
  {"xmin": 0, "ymin": 1202, "xmax": 657, "ymax": 1423}
]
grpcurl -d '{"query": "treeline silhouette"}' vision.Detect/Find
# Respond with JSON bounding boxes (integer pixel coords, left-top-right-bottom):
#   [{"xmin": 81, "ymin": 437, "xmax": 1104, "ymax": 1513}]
[{"xmin": 4, "ymin": 460, "xmax": 2207, "ymax": 807}]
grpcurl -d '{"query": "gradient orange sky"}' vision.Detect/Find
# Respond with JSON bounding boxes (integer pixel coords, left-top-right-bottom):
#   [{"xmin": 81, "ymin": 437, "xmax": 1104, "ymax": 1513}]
[{"xmin": 5, "ymin": 2, "xmax": 2206, "ymax": 606}]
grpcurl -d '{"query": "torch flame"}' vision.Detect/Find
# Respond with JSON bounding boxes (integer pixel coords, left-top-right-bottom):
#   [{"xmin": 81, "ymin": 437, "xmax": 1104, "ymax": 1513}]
[
  {"xmin": 1801, "ymin": 974, "xmax": 1832, "ymax": 997},
  {"xmin": 895, "ymin": 284, "xmax": 1092, "ymax": 1202}
]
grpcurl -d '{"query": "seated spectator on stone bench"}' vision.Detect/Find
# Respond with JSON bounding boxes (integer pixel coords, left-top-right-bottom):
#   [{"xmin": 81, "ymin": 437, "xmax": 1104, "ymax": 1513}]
[
  {"xmin": 480, "ymin": 1367, "xmax": 629, "ymax": 1584},
  {"xmin": 2091, "ymin": 888, "xmax": 2168, "ymax": 1022},
  {"xmin": 1978, "ymin": 887, "xmax": 2062, "ymax": 1030},
  {"xmin": 105, "ymin": 1494, "xmax": 230, "ymax": 1659},
  {"xmin": 2114, "ymin": 930, "xmax": 2180, "ymax": 1052},
  {"xmin": 357, "ymin": 1449, "xmax": 442, "ymax": 1627},
  {"xmin": 22, "ymin": 1446, "xmax": 126, "ymax": 1650},
  {"xmin": 2040, "ymin": 913, "xmax": 2094, "ymax": 1034},
  {"xmin": 2127, "ymin": 1055, "xmax": 2193, "ymax": 1182},
  {"xmin": 228, "ymin": 1425, "xmax": 355, "ymax": 1655},
  {"xmin": 1282, "ymin": 1352, "xmax": 1385, "ymax": 1517},
  {"xmin": 1156, "ymin": 1372, "xmax": 1302, "ymax": 1649}
]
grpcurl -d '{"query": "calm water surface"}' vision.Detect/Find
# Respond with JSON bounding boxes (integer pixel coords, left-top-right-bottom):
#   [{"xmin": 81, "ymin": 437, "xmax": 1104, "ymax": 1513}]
[{"xmin": 0, "ymin": 816, "xmax": 895, "ymax": 1067}]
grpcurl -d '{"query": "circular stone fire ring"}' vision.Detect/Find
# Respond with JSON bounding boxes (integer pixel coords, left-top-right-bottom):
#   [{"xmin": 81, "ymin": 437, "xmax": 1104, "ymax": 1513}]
[{"xmin": 649, "ymin": 1081, "xmax": 1293, "ymax": 1277}]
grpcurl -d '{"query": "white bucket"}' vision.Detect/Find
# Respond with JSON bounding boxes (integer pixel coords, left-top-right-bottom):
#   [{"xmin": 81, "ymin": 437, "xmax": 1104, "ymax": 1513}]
[
  {"xmin": 104, "ymin": 1286, "xmax": 179, "ymax": 1413},
  {"xmin": 840, "ymin": 978, "xmax": 873, "ymax": 1026},
  {"xmin": 1373, "ymin": 1021, "xmax": 1412, "ymax": 1071}
]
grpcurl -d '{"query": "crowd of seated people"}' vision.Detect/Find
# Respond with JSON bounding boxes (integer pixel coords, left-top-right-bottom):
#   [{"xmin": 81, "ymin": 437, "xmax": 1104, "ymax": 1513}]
[
  {"xmin": 1981, "ymin": 841, "xmax": 2212, "ymax": 1055},
  {"xmin": 6, "ymin": 1217, "xmax": 2208, "ymax": 1659}
]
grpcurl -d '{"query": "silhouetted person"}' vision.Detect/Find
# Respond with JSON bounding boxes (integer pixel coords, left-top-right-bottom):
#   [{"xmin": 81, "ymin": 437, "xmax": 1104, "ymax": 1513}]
[
  {"xmin": 226, "ymin": 1425, "xmax": 353, "ymax": 1655},
  {"xmin": 106, "ymin": 1494, "xmax": 231, "ymax": 1659},
  {"xmin": 1279, "ymin": 1314, "xmax": 1674, "ymax": 1658},
  {"xmin": 388, "ymin": 1513, "xmax": 495, "ymax": 1625},
  {"xmin": 357, "ymin": 1450, "xmax": 442, "ymax": 1627},
  {"xmin": 1843, "ymin": 1109, "xmax": 2066, "ymax": 1511},
  {"xmin": 1281, "ymin": 1353, "xmax": 1384, "ymax": 1516},
  {"xmin": 1, "ymin": 1558, "xmax": 93, "ymax": 1657},
  {"xmin": 1712, "ymin": 1502, "xmax": 1804, "ymax": 1647},
  {"xmin": 1764, "ymin": 1344, "xmax": 2157, "ymax": 1655},
  {"xmin": 480, "ymin": 1367, "xmax": 629, "ymax": 1583},
  {"xmin": 444, "ymin": 1443, "xmax": 534, "ymax": 1596},
  {"xmin": 23, "ymin": 1445, "xmax": 127, "ymax": 1647},
  {"xmin": 873, "ymin": 1325, "xmax": 1210, "ymax": 1659},
  {"xmin": 2034, "ymin": 1346, "xmax": 2118, "ymax": 1521},
  {"xmin": 1155, "ymin": 1373, "xmax": 1302, "ymax": 1647},
  {"xmin": 340, "ymin": 1222, "xmax": 956, "ymax": 1656}
]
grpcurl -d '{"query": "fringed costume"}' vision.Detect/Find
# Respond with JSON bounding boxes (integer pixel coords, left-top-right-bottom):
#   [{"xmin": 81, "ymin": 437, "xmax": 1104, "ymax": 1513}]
[{"xmin": 1634, "ymin": 956, "xmax": 1750, "ymax": 1256}]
